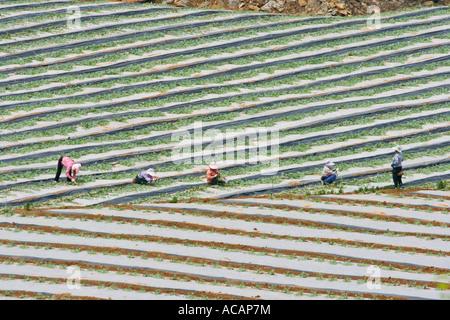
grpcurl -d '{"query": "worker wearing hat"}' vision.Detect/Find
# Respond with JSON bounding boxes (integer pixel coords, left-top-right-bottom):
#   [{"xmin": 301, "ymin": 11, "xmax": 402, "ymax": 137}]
[
  {"xmin": 321, "ymin": 159, "xmax": 338, "ymax": 185},
  {"xmin": 206, "ymin": 163, "xmax": 227, "ymax": 185},
  {"xmin": 391, "ymin": 146, "xmax": 403, "ymax": 188},
  {"xmin": 54, "ymin": 156, "xmax": 81, "ymax": 184},
  {"xmin": 133, "ymin": 168, "xmax": 159, "ymax": 185}
]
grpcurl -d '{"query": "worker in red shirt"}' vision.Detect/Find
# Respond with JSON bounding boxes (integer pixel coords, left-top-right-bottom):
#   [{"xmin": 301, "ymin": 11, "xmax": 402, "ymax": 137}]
[{"xmin": 206, "ymin": 163, "xmax": 227, "ymax": 185}]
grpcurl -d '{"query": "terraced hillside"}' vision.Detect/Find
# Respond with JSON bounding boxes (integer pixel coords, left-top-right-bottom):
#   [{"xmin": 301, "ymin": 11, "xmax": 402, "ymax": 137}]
[{"xmin": 0, "ymin": 0, "xmax": 448, "ymax": 300}]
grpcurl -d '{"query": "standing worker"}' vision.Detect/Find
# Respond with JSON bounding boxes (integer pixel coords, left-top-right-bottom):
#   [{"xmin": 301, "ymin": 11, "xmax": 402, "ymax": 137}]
[
  {"xmin": 54, "ymin": 156, "xmax": 81, "ymax": 184},
  {"xmin": 391, "ymin": 146, "xmax": 403, "ymax": 188},
  {"xmin": 321, "ymin": 160, "xmax": 338, "ymax": 185}
]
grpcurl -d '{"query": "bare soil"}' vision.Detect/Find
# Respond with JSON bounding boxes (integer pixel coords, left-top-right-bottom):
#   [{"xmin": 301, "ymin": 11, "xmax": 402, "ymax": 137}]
[{"xmin": 110, "ymin": 0, "xmax": 450, "ymax": 16}]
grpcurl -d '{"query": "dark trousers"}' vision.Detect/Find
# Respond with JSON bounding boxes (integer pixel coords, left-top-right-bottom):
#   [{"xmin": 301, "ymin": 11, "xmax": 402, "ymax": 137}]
[
  {"xmin": 209, "ymin": 176, "xmax": 225, "ymax": 186},
  {"xmin": 392, "ymin": 167, "xmax": 403, "ymax": 188},
  {"xmin": 322, "ymin": 174, "xmax": 337, "ymax": 184},
  {"xmin": 133, "ymin": 175, "xmax": 147, "ymax": 185},
  {"xmin": 54, "ymin": 157, "xmax": 71, "ymax": 182}
]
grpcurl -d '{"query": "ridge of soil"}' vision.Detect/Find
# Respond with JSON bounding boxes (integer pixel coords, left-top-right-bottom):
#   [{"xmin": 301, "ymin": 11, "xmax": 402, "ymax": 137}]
[{"xmin": 110, "ymin": 0, "xmax": 450, "ymax": 16}]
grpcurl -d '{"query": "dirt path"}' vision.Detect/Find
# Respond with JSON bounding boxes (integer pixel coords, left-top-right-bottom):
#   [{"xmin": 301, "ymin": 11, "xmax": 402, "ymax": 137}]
[{"xmin": 138, "ymin": 0, "xmax": 450, "ymax": 16}]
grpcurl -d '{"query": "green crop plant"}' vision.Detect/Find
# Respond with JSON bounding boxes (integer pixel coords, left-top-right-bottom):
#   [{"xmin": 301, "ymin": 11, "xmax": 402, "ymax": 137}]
[
  {"xmin": 1, "ymin": 9, "xmax": 442, "ymax": 95},
  {"xmin": 0, "ymin": 99, "xmax": 446, "ymax": 175},
  {"xmin": 1, "ymin": 3, "xmax": 448, "ymax": 223},
  {"xmin": 436, "ymin": 180, "xmax": 448, "ymax": 190},
  {"xmin": 4, "ymin": 57, "xmax": 440, "ymax": 131},
  {"xmin": 0, "ymin": 10, "xmax": 235, "ymax": 53},
  {"xmin": 0, "ymin": 12, "xmax": 309, "ymax": 65}
]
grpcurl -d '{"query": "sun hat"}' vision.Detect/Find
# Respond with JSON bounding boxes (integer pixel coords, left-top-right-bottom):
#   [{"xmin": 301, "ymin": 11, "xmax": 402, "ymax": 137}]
[
  {"xmin": 324, "ymin": 159, "xmax": 334, "ymax": 167},
  {"xmin": 208, "ymin": 163, "xmax": 218, "ymax": 170},
  {"xmin": 392, "ymin": 146, "xmax": 403, "ymax": 153},
  {"xmin": 72, "ymin": 163, "xmax": 82, "ymax": 174},
  {"xmin": 146, "ymin": 168, "xmax": 156, "ymax": 176}
]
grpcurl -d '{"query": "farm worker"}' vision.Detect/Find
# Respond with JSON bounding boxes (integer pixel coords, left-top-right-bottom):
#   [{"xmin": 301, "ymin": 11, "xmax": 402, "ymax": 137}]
[
  {"xmin": 206, "ymin": 163, "xmax": 227, "ymax": 185},
  {"xmin": 54, "ymin": 156, "xmax": 81, "ymax": 184},
  {"xmin": 133, "ymin": 168, "xmax": 159, "ymax": 185},
  {"xmin": 391, "ymin": 146, "xmax": 403, "ymax": 188},
  {"xmin": 321, "ymin": 159, "xmax": 338, "ymax": 185}
]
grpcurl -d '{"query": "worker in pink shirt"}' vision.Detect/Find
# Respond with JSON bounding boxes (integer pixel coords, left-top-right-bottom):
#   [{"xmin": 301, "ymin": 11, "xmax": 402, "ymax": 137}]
[{"xmin": 54, "ymin": 156, "xmax": 82, "ymax": 184}]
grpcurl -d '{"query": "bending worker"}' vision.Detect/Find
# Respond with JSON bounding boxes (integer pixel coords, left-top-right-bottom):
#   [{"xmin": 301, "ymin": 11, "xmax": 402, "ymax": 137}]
[
  {"xmin": 133, "ymin": 168, "xmax": 159, "ymax": 185},
  {"xmin": 206, "ymin": 163, "xmax": 227, "ymax": 185},
  {"xmin": 54, "ymin": 156, "xmax": 81, "ymax": 184},
  {"xmin": 321, "ymin": 159, "xmax": 338, "ymax": 185}
]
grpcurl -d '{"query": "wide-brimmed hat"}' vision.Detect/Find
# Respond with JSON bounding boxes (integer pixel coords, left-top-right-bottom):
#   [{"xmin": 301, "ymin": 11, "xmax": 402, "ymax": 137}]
[
  {"xmin": 324, "ymin": 159, "xmax": 334, "ymax": 167},
  {"xmin": 392, "ymin": 146, "xmax": 403, "ymax": 153},
  {"xmin": 146, "ymin": 168, "xmax": 156, "ymax": 176},
  {"xmin": 72, "ymin": 163, "xmax": 82, "ymax": 174},
  {"xmin": 208, "ymin": 163, "xmax": 218, "ymax": 170}
]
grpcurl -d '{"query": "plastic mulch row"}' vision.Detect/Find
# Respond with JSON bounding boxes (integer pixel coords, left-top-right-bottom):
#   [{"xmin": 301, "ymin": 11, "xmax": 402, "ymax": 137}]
[
  {"xmin": 1, "ymin": 43, "xmax": 447, "ymax": 133},
  {"xmin": 0, "ymin": 0, "xmax": 76, "ymax": 11},
  {"xmin": 7, "ymin": 71, "xmax": 447, "ymax": 141},
  {"xmin": 0, "ymin": 1, "xmax": 131, "ymax": 23},
  {"xmin": 2, "ymin": 34, "xmax": 447, "ymax": 115},
  {"xmin": 2, "ymin": 131, "xmax": 449, "ymax": 206},
  {"xmin": 2, "ymin": 24, "xmax": 446, "ymax": 105},
  {"xmin": 0, "ymin": 9, "xmax": 448, "ymax": 81},
  {"xmin": 0, "ymin": 10, "xmax": 318, "ymax": 63},
  {"xmin": 0, "ymin": 121, "xmax": 447, "ymax": 189},
  {"xmin": 1, "ymin": 79, "xmax": 448, "ymax": 155},
  {"xmin": 0, "ymin": 6, "xmax": 177, "ymax": 37}
]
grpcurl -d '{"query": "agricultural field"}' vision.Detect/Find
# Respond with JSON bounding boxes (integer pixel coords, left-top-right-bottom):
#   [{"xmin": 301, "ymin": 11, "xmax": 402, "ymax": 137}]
[{"xmin": 0, "ymin": 0, "xmax": 448, "ymax": 301}]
